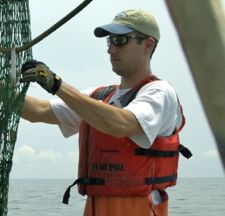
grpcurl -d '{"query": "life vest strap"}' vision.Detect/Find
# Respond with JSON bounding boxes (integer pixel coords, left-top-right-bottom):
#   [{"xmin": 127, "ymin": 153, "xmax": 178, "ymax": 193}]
[
  {"xmin": 63, "ymin": 174, "xmax": 177, "ymax": 204},
  {"xmin": 76, "ymin": 177, "xmax": 105, "ymax": 185},
  {"xmin": 135, "ymin": 144, "xmax": 192, "ymax": 159},
  {"xmin": 135, "ymin": 148, "xmax": 178, "ymax": 157},
  {"xmin": 145, "ymin": 174, "xmax": 177, "ymax": 185},
  {"xmin": 91, "ymin": 85, "xmax": 117, "ymax": 100},
  {"xmin": 62, "ymin": 177, "xmax": 105, "ymax": 205},
  {"xmin": 179, "ymin": 144, "xmax": 193, "ymax": 159}
]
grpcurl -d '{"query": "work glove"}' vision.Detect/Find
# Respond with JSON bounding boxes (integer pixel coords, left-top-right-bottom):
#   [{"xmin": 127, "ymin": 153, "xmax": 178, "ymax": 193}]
[{"xmin": 20, "ymin": 60, "xmax": 62, "ymax": 95}]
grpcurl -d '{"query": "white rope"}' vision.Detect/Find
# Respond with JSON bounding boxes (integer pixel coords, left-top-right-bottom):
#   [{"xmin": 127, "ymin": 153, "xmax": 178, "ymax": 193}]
[{"xmin": 10, "ymin": 47, "xmax": 17, "ymax": 85}]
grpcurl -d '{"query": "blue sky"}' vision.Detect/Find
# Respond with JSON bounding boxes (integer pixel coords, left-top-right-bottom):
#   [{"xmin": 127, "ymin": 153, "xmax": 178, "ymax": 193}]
[{"xmin": 11, "ymin": 0, "xmax": 225, "ymax": 178}]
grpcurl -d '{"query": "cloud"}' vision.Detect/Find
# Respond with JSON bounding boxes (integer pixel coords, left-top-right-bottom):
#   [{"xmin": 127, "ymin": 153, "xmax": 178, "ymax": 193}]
[
  {"xmin": 11, "ymin": 145, "xmax": 79, "ymax": 178},
  {"xmin": 37, "ymin": 150, "xmax": 62, "ymax": 162},
  {"xmin": 14, "ymin": 145, "xmax": 36, "ymax": 161},
  {"xmin": 188, "ymin": 148, "xmax": 220, "ymax": 160},
  {"xmin": 203, "ymin": 149, "xmax": 219, "ymax": 158},
  {"xmin": 13, "ymin": 145, "xmax": 77, "ymax": 164}
]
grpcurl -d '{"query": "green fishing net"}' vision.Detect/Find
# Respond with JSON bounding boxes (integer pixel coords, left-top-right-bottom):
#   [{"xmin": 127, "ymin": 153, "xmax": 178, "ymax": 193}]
[{"xmin": 0, "ymin": 0, "xmax": 32, "ymax": 215}]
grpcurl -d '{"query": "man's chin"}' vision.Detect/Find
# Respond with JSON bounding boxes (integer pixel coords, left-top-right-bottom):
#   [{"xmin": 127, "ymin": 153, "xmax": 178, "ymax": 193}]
[{"xmin": 112, "ymin": 68, "xmax": 122, "ymax": 76}]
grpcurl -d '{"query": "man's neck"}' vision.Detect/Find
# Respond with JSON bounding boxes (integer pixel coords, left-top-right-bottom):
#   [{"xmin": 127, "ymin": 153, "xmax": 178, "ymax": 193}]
[{"xmin": 120, "ymin": 71, "xmax": 152, "ymax": 89}]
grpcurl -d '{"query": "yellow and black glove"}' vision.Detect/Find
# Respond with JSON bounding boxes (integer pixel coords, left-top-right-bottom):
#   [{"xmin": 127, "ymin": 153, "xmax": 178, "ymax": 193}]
[{"xmin": 21, "ymin": 60, "xmax": 62, "ymax": 95}]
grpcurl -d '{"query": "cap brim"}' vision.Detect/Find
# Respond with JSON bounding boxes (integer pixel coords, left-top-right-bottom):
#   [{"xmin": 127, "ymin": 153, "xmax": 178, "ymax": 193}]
[{"xmin": 94, "ymin": 23, "xmax": 134, "ymax": 37}]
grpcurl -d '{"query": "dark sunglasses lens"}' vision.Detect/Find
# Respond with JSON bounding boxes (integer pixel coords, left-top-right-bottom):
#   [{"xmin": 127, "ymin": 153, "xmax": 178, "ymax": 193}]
[
  {"xmin": 113, "ymin": 36, "xmax": 128, "ymax": 46},
  {"xmin": 107, "ymin": 35, "xmax": 128, "ymax": 46}
]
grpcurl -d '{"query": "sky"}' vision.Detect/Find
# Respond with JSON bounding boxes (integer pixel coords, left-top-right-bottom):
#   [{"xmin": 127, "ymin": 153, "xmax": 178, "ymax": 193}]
[{"xmin": 11, "ymin": 0, "xmax": 225, "ymax": 179}]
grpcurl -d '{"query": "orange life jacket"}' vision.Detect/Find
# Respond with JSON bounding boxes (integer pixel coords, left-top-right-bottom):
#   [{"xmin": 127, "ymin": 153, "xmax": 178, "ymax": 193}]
[{"xmin": 63, "ymin": 75, "xmax": 192, "ymax": 204}]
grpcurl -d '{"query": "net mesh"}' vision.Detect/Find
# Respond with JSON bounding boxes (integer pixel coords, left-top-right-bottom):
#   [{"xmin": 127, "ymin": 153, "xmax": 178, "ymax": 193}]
[{"xmin": 0, "ymin": 0, "xmax": 32, "ymax": 215}]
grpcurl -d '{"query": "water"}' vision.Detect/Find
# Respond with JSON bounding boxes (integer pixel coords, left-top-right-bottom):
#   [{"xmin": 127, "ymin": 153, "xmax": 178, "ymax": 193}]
[
  {"xmin": 7, "ymin": 178, "xmax": 225, "ymax": 216},
  {"xmin": 168, "ymin": 178, "xmax": 225, "ymax": 216},
  {"xmin": 8, "ymin": 179, "xmax": 85, "ymax": 216}
]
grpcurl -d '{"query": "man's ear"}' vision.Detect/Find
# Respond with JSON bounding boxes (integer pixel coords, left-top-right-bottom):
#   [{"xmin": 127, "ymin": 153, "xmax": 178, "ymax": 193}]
[
  {"xmin": 145, "ymin": 37, "xmax": 156, "ymax": 51},
  {"xmin": 143, "ymin": 37, "xmax": 156, "ymax": 59}
]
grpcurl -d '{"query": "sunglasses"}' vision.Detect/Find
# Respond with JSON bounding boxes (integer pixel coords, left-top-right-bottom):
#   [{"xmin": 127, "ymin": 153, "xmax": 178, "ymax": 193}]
[{"xmin": 106, "ymin": 35, "xmax": 147, "ymax": 47}]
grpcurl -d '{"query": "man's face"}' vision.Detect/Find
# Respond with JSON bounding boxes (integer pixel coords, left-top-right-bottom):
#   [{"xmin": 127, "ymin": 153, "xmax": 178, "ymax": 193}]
[{"xmin": 107, "ymin": 33, "xmax": 147, "ymax": 78}]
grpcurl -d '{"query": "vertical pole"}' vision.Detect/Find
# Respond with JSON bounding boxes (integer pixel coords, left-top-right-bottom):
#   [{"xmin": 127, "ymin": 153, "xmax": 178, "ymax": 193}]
[{"xmin": 165, "ymin": 0, "xmax": 225, "ymax": 169}]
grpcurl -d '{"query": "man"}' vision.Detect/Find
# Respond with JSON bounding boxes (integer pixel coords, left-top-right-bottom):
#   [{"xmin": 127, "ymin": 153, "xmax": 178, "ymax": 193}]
[{"xmin": 21, "ymin": 9, "xmax": 189, "ymax": 216}]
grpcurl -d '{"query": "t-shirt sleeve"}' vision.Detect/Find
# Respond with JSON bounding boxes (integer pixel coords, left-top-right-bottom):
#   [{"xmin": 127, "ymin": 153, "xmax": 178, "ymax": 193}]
[
  {"xmin": 50, "ymin": 98, "xmax": 81, "ymax": 138},
  {"xmin": 124, "ymin": 81, "xmax": 180, "ymax": 148},
  {"xmin": 50, "ymin": 87, "xmax": 97, "ymax": 138}
]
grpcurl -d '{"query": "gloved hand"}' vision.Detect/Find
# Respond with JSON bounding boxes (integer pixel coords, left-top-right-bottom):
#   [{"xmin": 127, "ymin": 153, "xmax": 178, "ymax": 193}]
[{"xmin": 20, "ymin": 60, "xmax": 62, "ymax": 95}]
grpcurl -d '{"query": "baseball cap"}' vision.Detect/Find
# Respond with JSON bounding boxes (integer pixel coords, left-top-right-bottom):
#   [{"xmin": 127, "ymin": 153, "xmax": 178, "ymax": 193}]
[{"xmin": 94, "ymin": 9, "xmax": 160, "ymax": 41}]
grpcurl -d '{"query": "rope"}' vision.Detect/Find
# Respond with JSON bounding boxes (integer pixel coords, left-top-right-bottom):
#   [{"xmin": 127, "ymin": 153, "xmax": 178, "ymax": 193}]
[
  {"xmin": 0, "ymin": 0, "xmax": 93, "ymax": 54},
  {"xmin": 10, "ymin": 48, "xmax": 17, "ymax": 84}
]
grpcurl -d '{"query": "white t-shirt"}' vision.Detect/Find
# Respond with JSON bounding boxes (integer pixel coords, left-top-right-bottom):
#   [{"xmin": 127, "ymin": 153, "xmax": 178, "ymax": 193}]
[{"xmin": 50, "ymin": 80, "xmax": 183, "ymax": 149}]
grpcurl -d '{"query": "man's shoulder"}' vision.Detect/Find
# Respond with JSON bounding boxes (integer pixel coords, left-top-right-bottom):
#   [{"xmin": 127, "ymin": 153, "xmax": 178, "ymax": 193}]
[{"xmin": 140, "ymin": 79, "xmax": 176, "ymax": 93}]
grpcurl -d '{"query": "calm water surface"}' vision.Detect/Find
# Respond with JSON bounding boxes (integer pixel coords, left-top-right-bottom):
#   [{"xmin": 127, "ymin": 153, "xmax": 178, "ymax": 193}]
[{"xmin": 7, "ymin": 178, "xmax": 225, "ymax": 216}]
